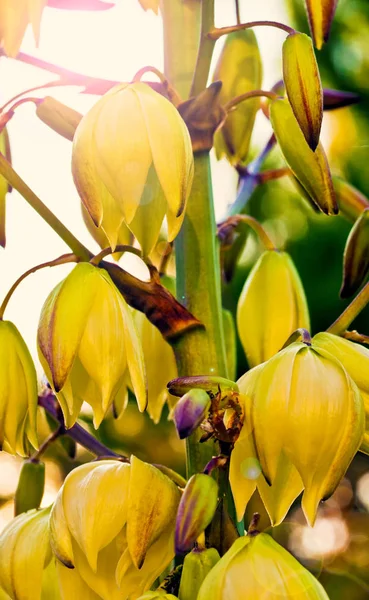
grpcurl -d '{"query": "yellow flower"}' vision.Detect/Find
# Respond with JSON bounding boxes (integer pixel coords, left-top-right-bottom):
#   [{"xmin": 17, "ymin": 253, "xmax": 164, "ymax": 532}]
[
  {"xmin": 0, "ymin": 321, "xmax": 38, "ymax": 455},
  {"xmin": 313, "ymin": 332, "xmax": 369, "ymax": 454},
  {"xmin": 0, "ymin": 506, "xmax": 59, "ymax": 600},
  {"xmin": 37, "ymin": 262, "xmax": 147, "ymax": 428},
  {"xmin": 72, "ymin": 82, "xmax": 194, "ymax": 256},
  {"xmin": 197, "ymin": 533, "xmax": 329, "ymax": 599},
  {"xmin": 133, "ymin": 309, "xmax": 177, "ymax": 423},
  {"xmin": 0, "ymin": 0, "xmax": 46, "ymax": 57},
  {"xmin": 236, "ymin": 250, "xmax": 310, "ymax": 368},
  {"xmin": 230, "ymin": 341, "xmax": 364, "ymax": 525},
  {"xmin": 50, "ymin": 457, "xmax": 180, "ymax": 600}
]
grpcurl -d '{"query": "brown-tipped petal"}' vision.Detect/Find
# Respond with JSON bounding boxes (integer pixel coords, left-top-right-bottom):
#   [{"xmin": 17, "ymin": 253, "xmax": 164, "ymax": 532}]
[
  {"xmin": 341, "ymin": 209, "xmax": 369, "ymax": 298},
  {"xmin": 283, "ymin": 32, "xmax": 323, "ymax": 150},
  {"xmin": 175, "ymin": 474, "xmax": 218, "ymax": 554},
  {"xmin": 304, "ymin": 0, "xmax": 339, "ymax": 50},
  {"xmin": 270, "ymin": 98, "xmax": 337, "ymax": 215}
]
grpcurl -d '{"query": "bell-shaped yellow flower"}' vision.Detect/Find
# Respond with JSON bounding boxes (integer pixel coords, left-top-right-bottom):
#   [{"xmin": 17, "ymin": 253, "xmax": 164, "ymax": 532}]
[
  {"xmin": 313, "ymin": 332, "xmax": 369, "ymax": 454},
  {"xmin": 0, "ymin": 506, "xmax": 57, "ymax": 600},
  {"xmin": 212, "ymin": 30, "xmax": 262, "ymax": 165},
  {"xmin": 230, "ymin": 367, "xmax": 303, "ymax": 526},
  {"xmin": 236, "ymin": 250, "xmax": 310, "ymax": 368},
  {"xmin": 37, "ymin": 262, "xmax": 147, "ymax": 428},
  {"xmin": 137, "ymin": 0, "xmax": 159, "ymax": 13},
  {"xmin": 0, "ymin": 321, "xmax": 38, "ymax": 455},
  {"xmin": 231, "ymin": 341, "xmax": 364, "ymax": 525},
  {"xmin": 304, "ymin": 0, "xmax": 338, "ymax": 49},
  {"xmin": 49, "ymin": 458, "xmax": 180, "ymax": 600},
  {"xmin": 0, "ymin": 0, "xmax": 46, "ymax": 57},
  {"xmin": 197, "ymin": 533, "xmax": 329, "ymax": 599},
  {"xmin": 133, "ymin": 309, "xmax": 177, "ymax": 423},
  {"xmin": 72, "ymin": 82, "xmax": 194, "ymax": 256}
]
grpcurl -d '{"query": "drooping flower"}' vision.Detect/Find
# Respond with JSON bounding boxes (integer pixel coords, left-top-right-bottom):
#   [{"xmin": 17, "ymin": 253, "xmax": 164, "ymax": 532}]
[
  {"xmin": 197, "ymin": 533, "xmax": 329, "ymax": 599},
  {"xmin": 72, "ymin": 82, "xmax": 194, "ymax": 256},
  {"xmin": 49, "ymin": 457, "xmax": 180, "ymax": 600},
  {"xmin": 236, "ymin": 250, "xmax": 310, "ymax": 368},
  {"xmin": 37, "ymin": 262, "xmax": 147, "ymax": 428},
  {"xmin": 230, "ymin": 341, "xmax": 364, "ymax": 525}
]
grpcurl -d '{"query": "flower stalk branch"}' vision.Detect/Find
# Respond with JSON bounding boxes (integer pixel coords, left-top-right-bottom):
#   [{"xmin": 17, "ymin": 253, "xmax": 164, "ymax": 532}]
[
  {"xmin": 328, "ymin": 281, "xmax": 369, "ymax": 335},
  {"xmin": 208, "ymin": 20, "xmax": 295, "ymax": 41}
]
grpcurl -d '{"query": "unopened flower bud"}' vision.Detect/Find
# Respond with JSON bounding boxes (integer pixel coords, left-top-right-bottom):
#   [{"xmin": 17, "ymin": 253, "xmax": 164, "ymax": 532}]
[
  {"xmin": 212, "ymin": 30, "xmax": 262, "ymax": 165},
  {"xmin": 304, "ymin": 0, "xmax": 338, "ymax": 49},
  {"xmin": 37, "ymin": 262, "xmax": 147, "ymax": 428},
  {"xmin": 175, "ymin": 474, "xmax": 218, "ymax": 554},
  {"xmin": 341, "ymin": 208, "xmax": 369, "ymax": 297},
  {"xmin": 0, "ymin": 321, "xmax": 38, "ymax": 455},
  {"xmin": 14, "ymin": 459, "xmax": 45, "ymax": 515},
  {"xmin": 323, "ymin": 88, "xmax": 360, "ymax": 111},
  {"xmin": 35, "ymin": 96, "xmax": 83, "ymax": 141},
  {"xmin": 283, "ymin": 32, "xmax": 322, "ymax": 150},
  {"xmin": 172, "ymin": 389, "xmax": 210, "ymax": 439},
  {"xmin": 72, "ymin": 82, "xmax": 194, "ymax": 255},
  {"xmin": 270, "ymin": 98, "xmax": 337, "ymax": 215},
  {"xmin": 179, "ymin": 547, "xmax": 220, "ymax": 600},
  {"xmin": 237, "ymin": 250, "xmax": 310, "ymax": 367},
  {"xmin": 137, "ymin": 593, "xmax": 178, "ymax": 600},
  {"xmin": 198, "ymin": 533, "xmax": 329, "ymax": 599}
]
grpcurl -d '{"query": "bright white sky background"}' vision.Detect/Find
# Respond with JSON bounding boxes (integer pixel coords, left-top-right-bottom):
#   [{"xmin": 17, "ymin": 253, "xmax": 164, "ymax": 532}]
[{"xmin": 0, "ymin": 0, "xmax": 288, "ymax": 374}]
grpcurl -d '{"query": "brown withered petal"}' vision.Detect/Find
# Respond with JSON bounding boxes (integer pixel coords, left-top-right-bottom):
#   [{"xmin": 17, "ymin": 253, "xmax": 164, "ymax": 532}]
[
  {"xmin": 283, "ymin": 32, "xmax": 323, "ymax": 150},
  {"xmin": 341, "ymin": 209, "xmax": 369, "ymax": 298},
  {"xmin": 323, "ymin": 88, "xmax": 360, "ymax": 110},
  {"xmin": 304, "ymin": 0, "xmax": 339, "ymax": 50},
  {"xmin": 175, "ymin": 474, "xmax": 218, "ymax": 554}
]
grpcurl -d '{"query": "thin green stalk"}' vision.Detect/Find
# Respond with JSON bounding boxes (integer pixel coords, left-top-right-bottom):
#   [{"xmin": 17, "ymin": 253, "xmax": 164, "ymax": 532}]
[
  {"xmin": 328, "ymin": 281, "xmax": 369, "ymax": 335},
  {"xmin": 190, "ymin": 0, "xmax": 216, "ymax": 97},
  {"xmin": 0, "ymin": 153, "xmax": 91, "ymax": 260},
  {"xmin": 173, "ymin": 152, "xmax": 228, "ymax": 476}
]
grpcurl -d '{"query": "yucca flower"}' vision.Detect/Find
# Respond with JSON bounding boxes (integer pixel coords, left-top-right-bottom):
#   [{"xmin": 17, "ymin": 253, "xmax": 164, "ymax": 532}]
[
  {"xmin": 0, "ymin": 321, "xmax": 38, "ymax": 455},
  {"xmin": 133, "ymin": 309, "xmax": 177, "ymax": 423},
  {"xmin": 0, "ymin": 506, "xmax": 59, "ymax": 600},
  {"xmin": 197, "ymin": 533, "xmax": 329, "ymax": 599},
  {"xmin": 72, "ymin": 82, "xmax": 194, "ymax": 256},
  {"xmin": 0, "ymin": 0, "xmax": 46, "ymax": 57},
  {"xmin": 230, "ymin": 341, "xmax": 364, "ymax": 525},
  {"xmin": 50, "ymin": 458, "xmax": 180, "ymax": 600},
  {"xmin": 236, "ymin": 250, "xmax": 310, "ymax": 368},
  {"xmin": 37, "ymin": 262, "xmax": 147, "ymax": 429},
  {"xmin": 179, "ymin": 548, "xmax": 220, "ymax": 600},
  {"xmin": 313, "ymin": 332, "xmax": 369, "ymax": 454}
]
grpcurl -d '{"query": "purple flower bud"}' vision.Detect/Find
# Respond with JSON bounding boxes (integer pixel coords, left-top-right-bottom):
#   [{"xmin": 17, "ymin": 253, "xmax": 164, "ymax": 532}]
[{"xmin": 173, "ymin": 389, "xmax": 210, "ymax": 439}]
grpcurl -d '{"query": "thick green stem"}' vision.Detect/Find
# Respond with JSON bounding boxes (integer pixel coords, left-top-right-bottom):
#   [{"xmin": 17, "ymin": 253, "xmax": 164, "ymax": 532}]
[
  {"xmin": 328, "ymin": 281, "xmax": 369, "ymax": 335},
  {"xmin": 0, "ymin": 153, "xmax": 91, "ymax": 260},
  {"xmin": 174, "ymin": 152, "xmax": 228, "ymax": 476}
]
